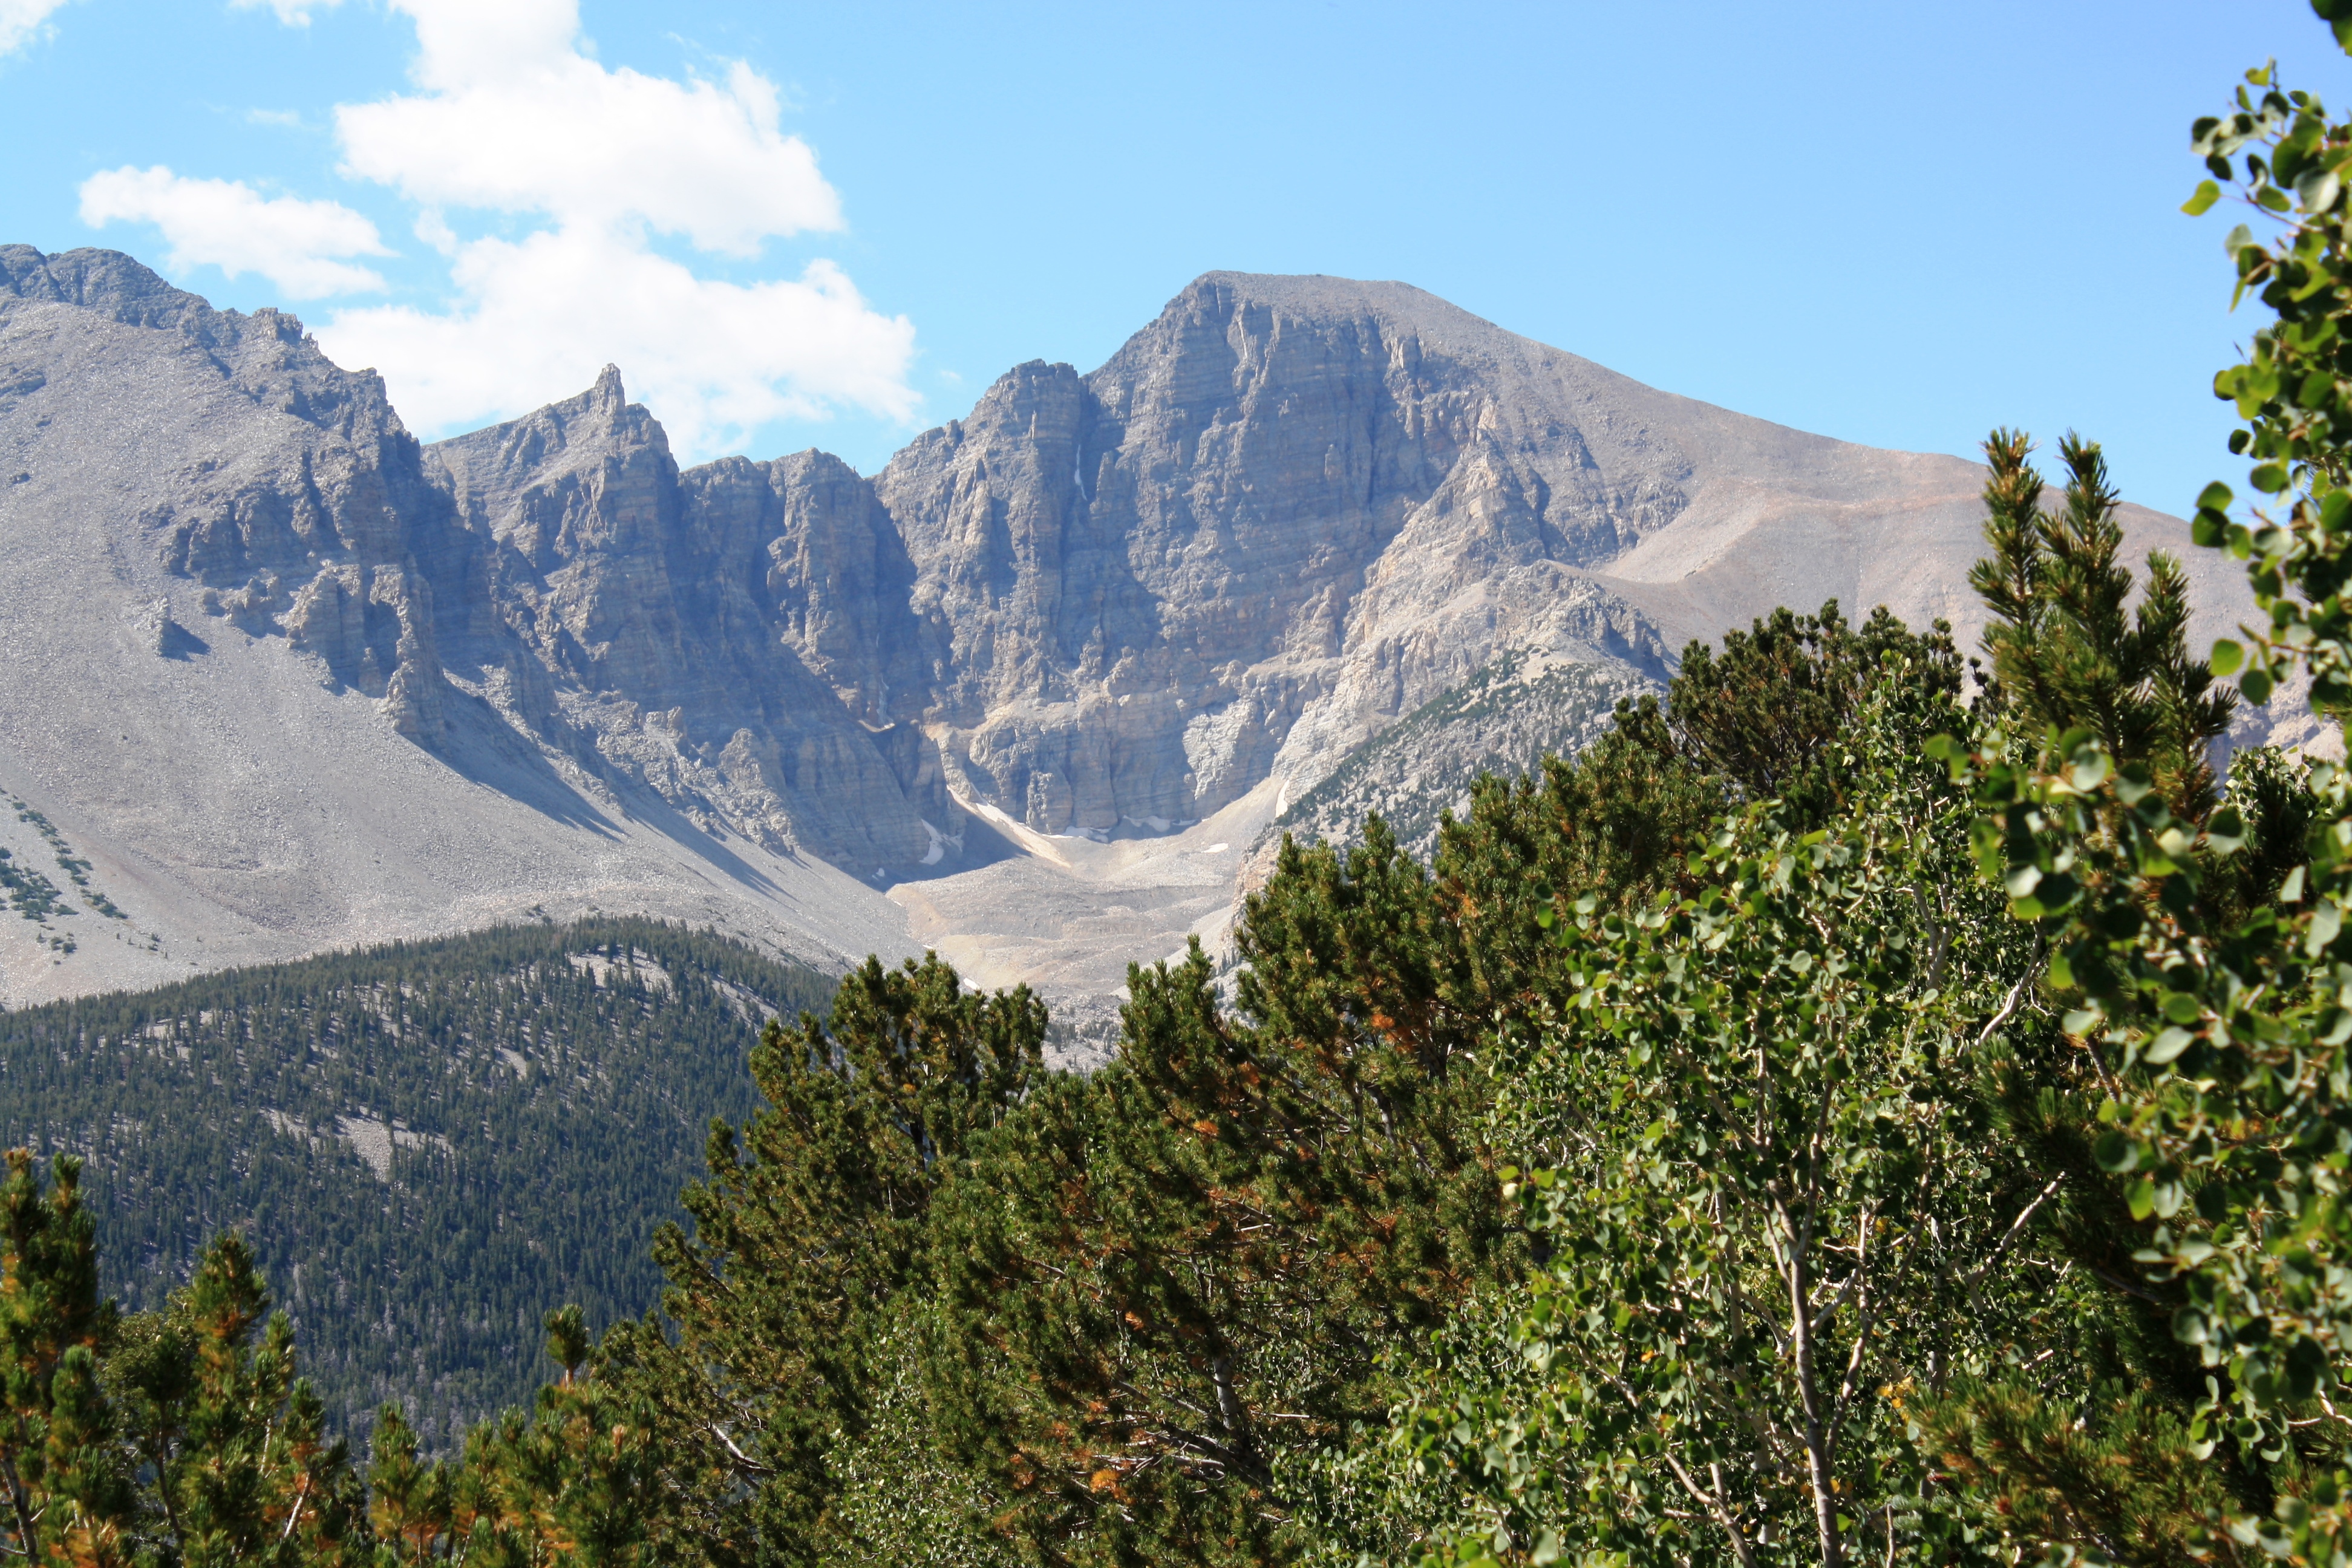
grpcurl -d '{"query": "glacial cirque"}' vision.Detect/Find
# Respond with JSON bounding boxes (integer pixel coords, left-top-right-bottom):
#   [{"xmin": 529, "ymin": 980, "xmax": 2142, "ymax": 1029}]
[{"xmin": 0, "ymin": 249, "xmax": 2264, "ymax": 1029}]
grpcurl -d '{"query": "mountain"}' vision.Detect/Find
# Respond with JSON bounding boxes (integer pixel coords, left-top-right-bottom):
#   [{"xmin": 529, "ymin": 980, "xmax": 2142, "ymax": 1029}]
[
  {"xmin": 1250, "ymin": 646, "xmax": 1661, "ymax": 871},
  {"xmin": 0, "ymin": 916, "xmax": 832, "ymax": 1446},
  {"xmin": 0, "ymin": 247, "xmax": 2262, "ymax": 1027}
]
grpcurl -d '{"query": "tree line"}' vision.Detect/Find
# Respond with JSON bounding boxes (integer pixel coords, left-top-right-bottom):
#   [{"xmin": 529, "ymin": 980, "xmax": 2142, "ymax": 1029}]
[
  {"xmin": 0, "ymin": 918, "xmax": 831, "ymax": 1449},
  {"xmin": 11, "ymin": 13, "xmax": 2352, "ymax": 1564}
]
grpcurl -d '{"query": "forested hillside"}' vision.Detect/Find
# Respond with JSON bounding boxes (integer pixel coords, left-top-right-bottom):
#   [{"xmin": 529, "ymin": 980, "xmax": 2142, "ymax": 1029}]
[
  {"xmin": 0, "ymin": 918, "xmax": 831, "ymax": 1444},
  {"xmin": 7, "ymin": 18, "xmax": 2352, "ymax": 1568}
]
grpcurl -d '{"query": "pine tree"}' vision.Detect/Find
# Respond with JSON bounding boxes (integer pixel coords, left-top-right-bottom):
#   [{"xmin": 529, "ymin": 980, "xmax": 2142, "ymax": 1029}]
[
  {"xmin": 1969, "ymin": 430, "xmax": 2235, "ymax": 816},
  {"xmin": 924, "ymin": 822, "xmax": 1518, "ymax": 1566},
  {"xmin": 604, "ymin": 954, "xmax": 1045, "ymax": 1564},
  {"xmin": 0, "ymin": 1149, "xmax": 134, "ymax": 1566},
  {"xmin": 105, "ymin": 1233, "xmax": 366, "ymax": 1565}
]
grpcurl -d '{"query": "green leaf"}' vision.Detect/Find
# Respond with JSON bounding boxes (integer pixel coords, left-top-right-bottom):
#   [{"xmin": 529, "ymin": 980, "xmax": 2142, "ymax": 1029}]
[
  {"xmin": 2094, "ymin": 1130, "xmax": 2139, "ymax": 1173},
  {"xmin": 2243, "ymin": 666, "xmax": 2276, "ymax": 705},
  {"xmin": 2324, "ymin": 486, "xmax": 2352, "ymax": 532},
  {"xmin": 2184, "ymin": 178, "xmax": 2224, "ymax": 215},
  {"xmin": 2252, "ymin": 462, "xmax": 2292, "ymax": 493},
  {"xmin": 2129, "ymin": 1176, "xmax": 2158, "ymax": 1220},
  {"xmin": 2309, "ymin": 899, "xmax": 2342, "ymax": 954},
  {"xmin": 2005, "ymin": 864, "xmax": 2044, "ymax": 899},
  {"xmin": 2199, "ymin": 480, "xmax": 2236, "ymax": 512},
  {"xmin": 2145, "ymin": 1027, "xmax": 2197, "ymax": 1065},
  {"xmin": 2213, "ymin": 638, "xmax": 2246, "ymax": 675},
  {"xmin": 2063, "ymin": 1007, "xmax": 2103, "ymax": 1037}
]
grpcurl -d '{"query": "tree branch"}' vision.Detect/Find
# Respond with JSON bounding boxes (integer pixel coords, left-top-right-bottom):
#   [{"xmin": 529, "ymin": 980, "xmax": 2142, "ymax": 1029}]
[{"xmin": 1659, "ymin": 1452, "xmax": 1761, "ymax": 1568}]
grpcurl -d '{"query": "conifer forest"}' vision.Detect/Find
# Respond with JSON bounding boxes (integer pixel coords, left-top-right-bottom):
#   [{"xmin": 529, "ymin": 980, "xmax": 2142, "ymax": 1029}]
[{"xmin": 22, "ymin": 13, "xmax": 2352, "ymax": 1566}]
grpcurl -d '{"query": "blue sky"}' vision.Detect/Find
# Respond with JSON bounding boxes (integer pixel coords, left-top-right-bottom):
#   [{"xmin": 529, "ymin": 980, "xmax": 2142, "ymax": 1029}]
[{"xmin": 0, "ymin": 0, "xmax": 2336, "ymax": 513}]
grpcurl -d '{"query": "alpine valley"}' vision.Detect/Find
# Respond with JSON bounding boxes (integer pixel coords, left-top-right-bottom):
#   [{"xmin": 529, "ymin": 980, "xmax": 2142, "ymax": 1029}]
[{"xmin": 0, "ymin": 244, "xmax": 2268, "ymax": 1050}]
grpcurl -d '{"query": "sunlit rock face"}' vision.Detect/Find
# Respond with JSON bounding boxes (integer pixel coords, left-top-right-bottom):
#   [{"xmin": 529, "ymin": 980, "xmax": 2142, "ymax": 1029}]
[
  {"xmin": 424, "ymin": 365, "xmax": 950, "ymax": 868},
  {"xmin": 875, "ymin": 274, "xmax": 1690, "ymax": 837},
  {"xmin": 0, "ymin": 247, "xmax": 2258, "ymax": 1013}
]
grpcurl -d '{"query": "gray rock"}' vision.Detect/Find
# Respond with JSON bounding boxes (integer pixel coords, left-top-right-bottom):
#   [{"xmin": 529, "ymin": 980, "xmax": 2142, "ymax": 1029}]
[
  {"xmin": 0, "ymin": 249, "xmax": 2277, "ymax": 1018},
  {"xmin": 1252, "ymin": 646, "xmax": 1662, "ymax": 872},
  {"xmin": 0, "ymin": 248, "xmax": 913, "ymax": 1009},
  {"xmin": 423, "ymin": 365, "xmax": 949, "ymax": 866}
]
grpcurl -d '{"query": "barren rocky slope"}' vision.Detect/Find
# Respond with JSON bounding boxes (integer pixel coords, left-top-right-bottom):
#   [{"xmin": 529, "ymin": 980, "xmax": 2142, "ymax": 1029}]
[
  {"xmin": 1255, "ymin": 647, "xmax": 1661, "ymax": 867},
  {"xmin": 0, "ymin": 249, "xmax": 2265, "ymax": 1020}
]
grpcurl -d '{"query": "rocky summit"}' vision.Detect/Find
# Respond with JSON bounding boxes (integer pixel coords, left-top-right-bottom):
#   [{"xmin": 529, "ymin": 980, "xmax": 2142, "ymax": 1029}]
[{"xmin": 0, "ymin": 247, "xmax": 2259, "ymax": 1034}]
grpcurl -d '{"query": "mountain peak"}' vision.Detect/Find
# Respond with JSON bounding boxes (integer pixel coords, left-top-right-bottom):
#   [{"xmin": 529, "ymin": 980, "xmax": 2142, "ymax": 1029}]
[
  {"xmin": 1160, "ymin": 269, "xmax": 1511, "ymax": 344},
  {"xmin": 0, "ymin": 245, "xmax": 216, "ymax": 333},
  {"xmin": 591, "ymin": 362, "xmax": 627, "ymax": 411},
  {"xmin": 0, "ymin": 248, "xmax": 2258, "ymax": 1025}
]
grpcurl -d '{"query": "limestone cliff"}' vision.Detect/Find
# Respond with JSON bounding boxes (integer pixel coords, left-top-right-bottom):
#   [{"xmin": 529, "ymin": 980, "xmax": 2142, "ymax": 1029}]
[
  {"xmin": 423, "ymin": 368, "xmax": 952, "ymax": 867},
  {"xmin": 0, "ymin": 247, "xmax": 2269, "ymax": 1015}
]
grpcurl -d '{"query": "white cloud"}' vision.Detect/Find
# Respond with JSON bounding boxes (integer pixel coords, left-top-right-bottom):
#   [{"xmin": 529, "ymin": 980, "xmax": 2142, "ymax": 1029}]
[
  {"xmin": 300, "ymin": 0, "xmax": 908, "ymax": 459},
  {"xmin": 230, "ymin": 0, "xmax": 341, "ymax": 24},
  {"xmin": 325, "ymin": 234, "xmax": 915, "ymax": 457},
  {"xmin": 78, "ymin": 166, "xmax": 391, "ymax": 298},
  {"xmin": 0, "ymin": 0, "xmax": 71, "ymax": 56},
  {"xmin": 334, "ymin": 13, "xmax": 840, "ymax": 255}
]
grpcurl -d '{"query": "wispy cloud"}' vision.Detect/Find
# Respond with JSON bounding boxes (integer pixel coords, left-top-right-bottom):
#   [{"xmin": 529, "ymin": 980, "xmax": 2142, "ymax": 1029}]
[
  {"xmin": 75, "ymin": 0, "xmax": 916, "ymax": 460},
  {"xmin": 0, "ymin": 0, "xmax": 72, "ymax": 56},
  {"xmin": 79, "ymin": 166, "xmax": 391, "ymax": 298},
  {"xmin": 229, "ymin": 0, "xmax": 341, "ymax": 25},
  {"xmin": 284, "ymin": 0, "xmax": 911, "ymax": 458}
]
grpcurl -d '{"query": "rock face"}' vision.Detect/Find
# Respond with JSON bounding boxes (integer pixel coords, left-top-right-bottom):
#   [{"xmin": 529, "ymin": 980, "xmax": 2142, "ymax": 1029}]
[
  {"xmin": 0, "ymin": 246, "xmax": 914, "ymax": 1008},
  {"xmin": 872, "ymin": 273, "xmax": 2250, "ymax": 841},
  {"xmin": 1252, "ymin": 646, "xmax": 1662, "ymax": 872},
  {"xmin": 0, "ymin": 249, "xmax": 2268, "ymax": 1014},
  {"xmin": 423, "ymin": 367, "xmax": 952, "ymax": 867}
]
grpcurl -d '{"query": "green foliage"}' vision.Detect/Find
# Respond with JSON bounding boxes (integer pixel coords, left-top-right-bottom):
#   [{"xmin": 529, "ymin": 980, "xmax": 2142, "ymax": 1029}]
[
  {"xmin": 0, "ymin": 918, "xmax": 831, "ymax": 1445},
  {"xmin": 108, "ymin": 1233, "xmax": 369, "ymax": 1565},
  {"xmin": 1923, "ymin": 19, "xmax": 2352, "ymax": 1564},
  {"xmin": 0, "ymin": 1154, "xmax": 373, "ymax": 1566},
  {"xmin": 606, "ymin": 953, "xmax": 1045, "ymax": 1565},
  {"xmin": 1392, "ymin": 669, "xmax": 2062, "ymax": 1568},
  {"xmin": 0, "ymin": 1148, "xmax": 134, "ymax": 1565},
  {"xmin": 928, "ymin": 862, "xmax": 1511, "ymax": 1564},
  {"xmin": 1663, "ymin": 601, "xmax": 1963, "ymax": 828},
  {"xmin": 1908, "ymin": 1378, "xmax": 2238, "ymax": 1567},
  {"xmin": 1970, "ymin": 429, "xmax": 2234, "ymax": 815}
]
